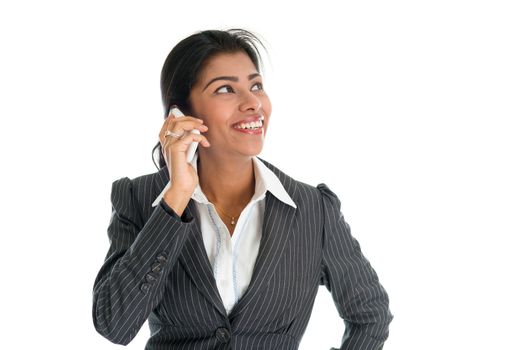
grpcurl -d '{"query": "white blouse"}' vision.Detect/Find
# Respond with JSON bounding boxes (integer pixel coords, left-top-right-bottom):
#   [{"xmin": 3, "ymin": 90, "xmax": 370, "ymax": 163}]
[{"xmin": 152, "ymin": 152, "xmax": 296, "ymax": 314}]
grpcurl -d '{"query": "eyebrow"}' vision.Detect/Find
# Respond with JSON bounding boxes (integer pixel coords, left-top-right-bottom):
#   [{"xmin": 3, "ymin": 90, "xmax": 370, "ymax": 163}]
[{"xmin": 202, "ymin": 73, "xmax": 261, "ymax": 92}]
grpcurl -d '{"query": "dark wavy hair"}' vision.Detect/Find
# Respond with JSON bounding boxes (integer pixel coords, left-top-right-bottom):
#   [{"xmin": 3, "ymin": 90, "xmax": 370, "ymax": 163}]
[{"xmin": 152, "ymin": 29, "xmax": 267, "ymax": 170}]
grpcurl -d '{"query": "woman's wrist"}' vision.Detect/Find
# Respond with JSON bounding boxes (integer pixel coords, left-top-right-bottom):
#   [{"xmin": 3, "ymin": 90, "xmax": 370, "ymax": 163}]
[{"xmin": 163, "ymin": 189, "xmax": 192, "ymax": 217}]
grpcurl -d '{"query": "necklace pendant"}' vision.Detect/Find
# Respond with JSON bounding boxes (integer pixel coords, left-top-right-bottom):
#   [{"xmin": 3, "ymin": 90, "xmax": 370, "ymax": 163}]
[{"xmin": 231, "ymin": 219, "xmax": 235, "ymax": 225}]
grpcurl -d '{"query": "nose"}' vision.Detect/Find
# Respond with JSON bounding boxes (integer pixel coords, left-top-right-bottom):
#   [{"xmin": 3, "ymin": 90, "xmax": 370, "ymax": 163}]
[{"xmin": 239, "ymin": 91, "xmax": 262, "ymax": 112}]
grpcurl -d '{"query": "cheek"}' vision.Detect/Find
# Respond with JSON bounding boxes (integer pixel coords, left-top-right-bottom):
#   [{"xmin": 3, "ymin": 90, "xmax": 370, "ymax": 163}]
[
  {"xmin": 199, "ymin": 104, "xmax": 230, "ymax": 131},
  {"xmin": 191, "ymin": 100, "xmax": 214, "ymax": 122}
]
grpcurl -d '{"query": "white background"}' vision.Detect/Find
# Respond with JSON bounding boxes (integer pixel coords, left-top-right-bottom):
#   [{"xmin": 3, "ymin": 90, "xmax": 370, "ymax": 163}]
[{"xmin": 1, "ymin": 1, "xmax": 523, "ymax": 349}]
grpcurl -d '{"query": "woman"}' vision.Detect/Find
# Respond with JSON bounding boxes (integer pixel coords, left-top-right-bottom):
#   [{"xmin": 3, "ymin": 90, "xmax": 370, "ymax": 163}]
[{"xmin": 92, "ymin": 29, "xmax": 392, "ymax": 349}]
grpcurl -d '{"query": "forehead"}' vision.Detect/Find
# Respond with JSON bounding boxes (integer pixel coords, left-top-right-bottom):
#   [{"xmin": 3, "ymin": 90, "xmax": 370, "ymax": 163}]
[{"xmin": 197, "ymin": 52, "xmax": 258, "ymax": 81}]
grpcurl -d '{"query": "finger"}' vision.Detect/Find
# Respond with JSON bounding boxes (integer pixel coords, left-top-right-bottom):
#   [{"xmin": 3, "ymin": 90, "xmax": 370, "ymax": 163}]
[
  {"xmin": 165, "ymin": 115, "xmax": 203, "ymax": 134},
  {"xmin": 168, "ymin": 115, "xmax": 204, "ymax": 124},
  {"xmin": 162, "ymin": 133, "xmax": 210, "ymax": 161},
  {"xmin": 159, "ymin": 115, "xmax": 196, "ymax": 140},
  {"xmin": 166, "ymin": 134, "xmax": 210, "ymax": 159},
  {"xmin": 159, "ymin": 118, "xmax": 207, "ymax": 145},
  {"xmin": 177, "ymin": 132, "xmax": 210, "ymax": 147},
  {"xmin": 171, "ymin": 118, "xmax": 207, "ymax": 132},
  {"xmin": 160, "ymin": 116, "xmax": 183, "ymax": 145},
  {"xmin": 163, "ymin": 133, "xmax": 209, "ymax": 168},
  {"xmin": 159, "ymin": 118, "xmax": 173, "ymax": 146},
  {"xmin": 160, "ymin": 125, "xmax": 207, "ymax": 149}
]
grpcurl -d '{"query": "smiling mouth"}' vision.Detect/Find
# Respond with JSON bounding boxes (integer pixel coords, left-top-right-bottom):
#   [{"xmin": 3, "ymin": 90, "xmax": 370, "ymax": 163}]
[{"xmin": 233, "ymin": 116, "xmax": 265, "ymax": 130}]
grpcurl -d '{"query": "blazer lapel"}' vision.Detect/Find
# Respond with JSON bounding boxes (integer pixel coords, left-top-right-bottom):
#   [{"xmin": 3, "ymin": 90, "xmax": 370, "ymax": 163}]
[
  {"xmin": 229, "ymin": 190, "xmax": 297, "ymax": 319},
  {"xmin": 154, "ymin": 166, "xmax": 227, "ymax": 317},
  {"xmin": 178, "ymin": 200, "xmax": 228, "ymax": 317}
]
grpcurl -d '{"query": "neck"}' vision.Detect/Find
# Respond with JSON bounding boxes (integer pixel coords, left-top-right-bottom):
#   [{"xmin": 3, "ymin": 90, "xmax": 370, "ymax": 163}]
[{"xmin": 197, "ymin": 151, "xmax": 256, "ymax": 212}]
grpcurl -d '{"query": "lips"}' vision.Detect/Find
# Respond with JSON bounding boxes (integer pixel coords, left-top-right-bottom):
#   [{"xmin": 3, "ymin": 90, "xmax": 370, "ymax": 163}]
[
  {"xmin": 232, "ymin": 115, "xmax": 264, "ymax": 128},
  {"xmin": 234, "ymin": 126, "xmax": 263, "ymax": 135}
]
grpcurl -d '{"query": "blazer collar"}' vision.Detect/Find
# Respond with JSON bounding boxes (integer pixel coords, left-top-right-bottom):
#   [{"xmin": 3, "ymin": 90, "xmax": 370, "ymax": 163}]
[{"xmin": 152, "ymin": 153, "xmax": 296, "ymax": 209}]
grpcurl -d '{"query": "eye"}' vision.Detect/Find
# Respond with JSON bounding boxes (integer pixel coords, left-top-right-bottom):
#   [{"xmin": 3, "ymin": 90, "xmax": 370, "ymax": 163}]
[
  {"xmin": 251, "ymin": 82, "xmax": 264, "ymax": 91},
  {"xmin": 215, "ymin": 85, "xmax": 234, "ymax": 94}
]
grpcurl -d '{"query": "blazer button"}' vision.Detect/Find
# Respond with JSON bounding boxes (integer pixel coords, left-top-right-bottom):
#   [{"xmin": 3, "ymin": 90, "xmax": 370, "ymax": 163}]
[
  {"xmin": 145, "ymin": 272, "xmax": 157, "ymax": 283},
  {"xmin": 215, "ymin": 327, "xmax": 230, "ymax": 344},
  {"xmin": 140, "ymin": 283, "xmax": 151, "ymax": 294},
  {"xmin": 151, "ymin": 262, "xmax": 163, "ymax": 273},
  {"xmin": 156, "ymin": 252, "xmax": 168, "ymax": 263}
]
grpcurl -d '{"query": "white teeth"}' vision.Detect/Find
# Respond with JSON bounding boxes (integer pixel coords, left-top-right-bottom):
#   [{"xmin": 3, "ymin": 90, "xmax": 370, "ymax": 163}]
[{"xmin": 235, "ymin": 118, "xmax": 264, "ymax": 130}]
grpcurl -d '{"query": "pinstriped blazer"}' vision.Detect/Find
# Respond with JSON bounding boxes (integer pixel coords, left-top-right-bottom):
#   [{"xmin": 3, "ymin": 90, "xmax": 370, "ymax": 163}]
[{"xmin": 92, "ymin": 157, "xmax": 393, "ymax": 349}]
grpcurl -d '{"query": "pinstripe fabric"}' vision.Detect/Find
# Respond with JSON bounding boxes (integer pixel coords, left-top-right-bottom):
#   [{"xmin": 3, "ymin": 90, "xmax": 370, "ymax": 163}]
[{"xmin": 92, "ymin": 157, "xmax": 393, "ymax": 349}]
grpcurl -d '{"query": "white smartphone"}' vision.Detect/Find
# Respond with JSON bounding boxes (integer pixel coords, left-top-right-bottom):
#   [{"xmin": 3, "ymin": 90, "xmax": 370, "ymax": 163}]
[{"xmin": 169, "ymin": 105, "xmax": 200, "ymax": 163}]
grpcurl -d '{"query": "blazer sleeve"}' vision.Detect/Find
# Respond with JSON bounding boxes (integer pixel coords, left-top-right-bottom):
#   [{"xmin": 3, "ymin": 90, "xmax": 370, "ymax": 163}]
[
  {"xmin": 317, "ymin": 183, "xmax": 393, "ymax": 350},
  {"xmin": 92, "ymin": 177, "xmax": 196, "ymax": 345}
]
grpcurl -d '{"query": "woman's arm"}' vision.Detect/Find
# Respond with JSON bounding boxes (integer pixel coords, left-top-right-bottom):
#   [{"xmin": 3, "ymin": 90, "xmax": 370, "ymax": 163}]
[
  {"xmin": 317, "ymin": 183, "xmax": 393, "ymax": 350},
  {"xmin": 92, "ymin": 177, "xmax": 195, "ymax": 345}
]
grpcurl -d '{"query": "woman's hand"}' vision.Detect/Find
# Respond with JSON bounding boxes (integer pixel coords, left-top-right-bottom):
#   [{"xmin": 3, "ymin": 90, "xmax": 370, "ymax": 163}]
[{"xmin": 158, "ymin": 114, "xmax": 210, "ymax": 213}]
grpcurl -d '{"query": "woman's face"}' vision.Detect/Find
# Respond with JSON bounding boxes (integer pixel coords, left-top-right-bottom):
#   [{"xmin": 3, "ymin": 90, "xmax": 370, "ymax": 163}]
[{"xmin": 188, "ymin": 51, "xmax": 271, "ymax": 160}]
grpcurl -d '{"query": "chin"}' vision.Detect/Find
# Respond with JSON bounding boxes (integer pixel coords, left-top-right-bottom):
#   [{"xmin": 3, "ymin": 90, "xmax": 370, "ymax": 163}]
[{"xmin": 239, "ymin": 145, "xmax": 264, "ymax": 158}]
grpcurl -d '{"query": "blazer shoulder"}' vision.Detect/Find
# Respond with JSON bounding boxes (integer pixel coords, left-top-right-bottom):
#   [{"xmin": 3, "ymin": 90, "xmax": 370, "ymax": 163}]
[
  {"xmin": 110, "ymin": 167, "xmax": 167, "ymax": 217},
  {"xmin": 112, "ymin": 168, "xmax": 163, "ymax": 193},
  {"xmin": 256, "ymin": 158, "xmax": 345, "ymax": 214},
  {"xmin": 127, "ymin": 167, "xmax": 165, "ymax": 189}
]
